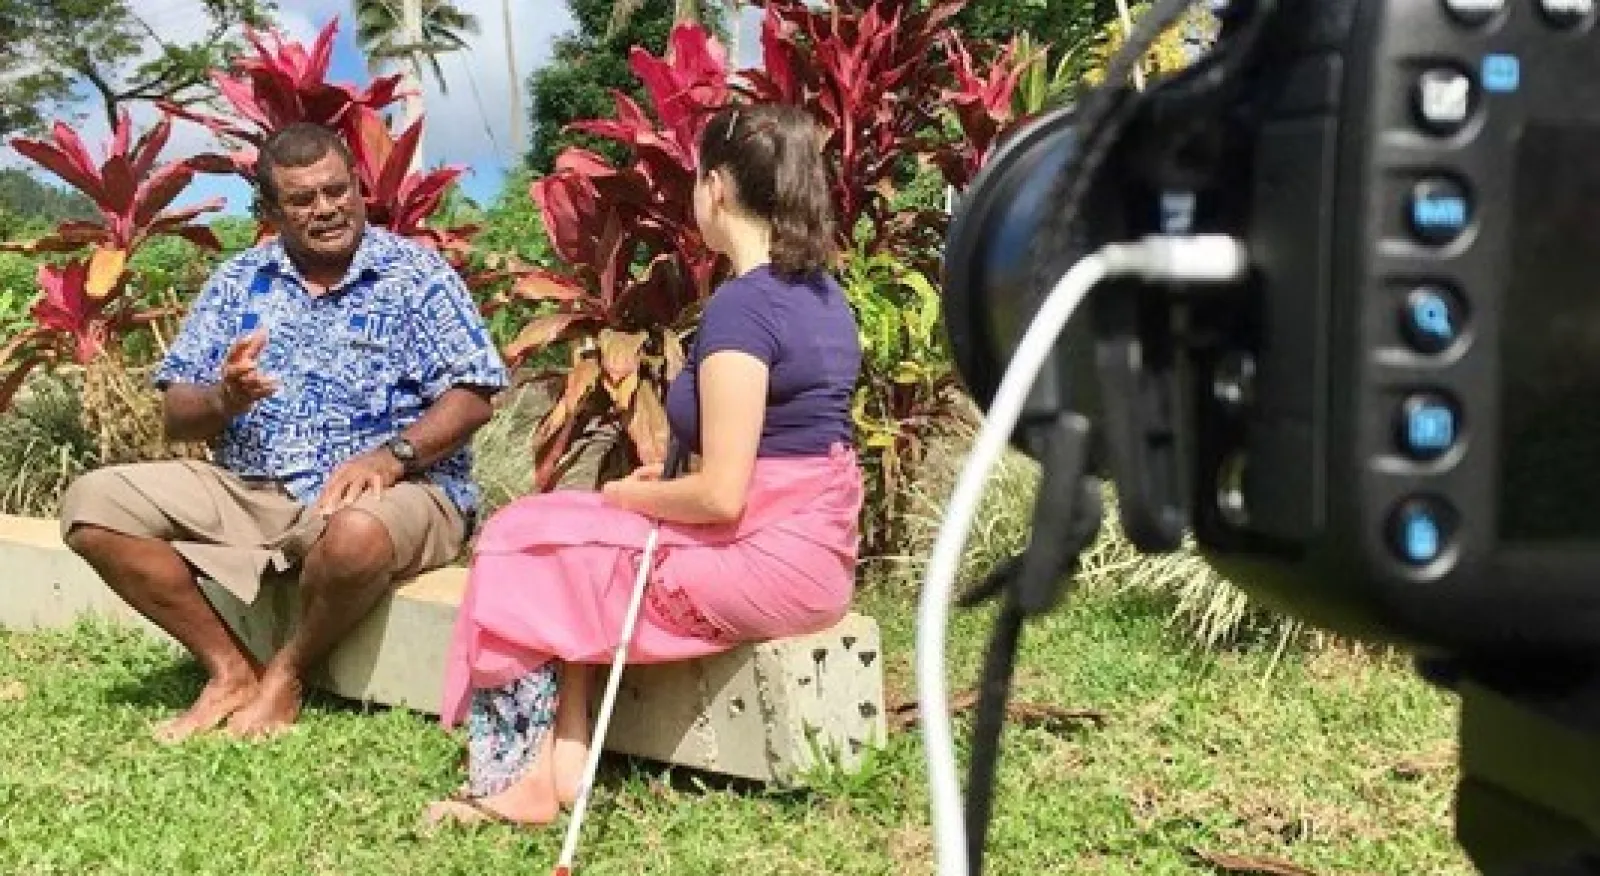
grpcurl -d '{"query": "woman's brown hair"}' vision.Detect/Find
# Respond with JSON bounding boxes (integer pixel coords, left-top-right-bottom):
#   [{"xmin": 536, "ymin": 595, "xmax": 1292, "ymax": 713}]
[{"xmin": 697, "ymin": 103, "xmax": 836, "ymax": 278}]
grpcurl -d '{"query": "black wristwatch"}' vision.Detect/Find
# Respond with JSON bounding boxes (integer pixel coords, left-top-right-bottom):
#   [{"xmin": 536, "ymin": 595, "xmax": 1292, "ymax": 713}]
[{"xmin": 385, "ymin": 436, "xmax": 419, "ymax": 474}]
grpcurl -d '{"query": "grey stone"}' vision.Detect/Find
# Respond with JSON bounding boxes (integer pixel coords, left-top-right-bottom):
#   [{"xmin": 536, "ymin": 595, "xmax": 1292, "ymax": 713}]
[{"xmin": 0, "ymin": 514, "xmax": 885, "ymax": 783}]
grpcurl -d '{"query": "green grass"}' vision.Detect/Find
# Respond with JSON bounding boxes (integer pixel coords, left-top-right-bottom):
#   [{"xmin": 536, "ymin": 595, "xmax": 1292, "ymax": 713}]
[{"xmin": 0, "ymin": 585, "xmax": 1470, "ymax": 875}]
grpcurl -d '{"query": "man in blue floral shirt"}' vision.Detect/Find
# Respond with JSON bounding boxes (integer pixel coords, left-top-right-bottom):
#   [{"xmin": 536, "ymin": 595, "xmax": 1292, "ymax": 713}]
[{"xmin": 59, "ymin": 123, "xmax": 509, "ymax": 741}]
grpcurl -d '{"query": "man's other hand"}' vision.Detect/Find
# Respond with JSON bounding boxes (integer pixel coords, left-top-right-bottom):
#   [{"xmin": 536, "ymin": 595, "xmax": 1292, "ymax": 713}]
[
  {"xmin": 313, "ymin": 449, "xmax": 405, "ymax": 516},
  {"xmin": 218, "ymin": 330, "xmax": 279, "ymax": 416}
]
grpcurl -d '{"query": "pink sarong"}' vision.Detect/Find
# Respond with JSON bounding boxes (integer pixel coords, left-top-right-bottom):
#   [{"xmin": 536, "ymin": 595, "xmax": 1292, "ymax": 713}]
[{"xmin": 439, "ymin": 443, "xmax": 864, "ymax": 726}]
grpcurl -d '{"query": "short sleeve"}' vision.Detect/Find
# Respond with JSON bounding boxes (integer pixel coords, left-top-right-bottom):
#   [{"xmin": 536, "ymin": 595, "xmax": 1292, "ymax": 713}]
[
  {"xmin": 406, "ymin": 265, "xmax": 511, "ymax": 400},
  {"xmin": 152, "ymin": 272, "xmax": 239, "ymax": 389},
  {"xmin": 696, "ymin": 279, "xmax": 781, "ymax": 366}
]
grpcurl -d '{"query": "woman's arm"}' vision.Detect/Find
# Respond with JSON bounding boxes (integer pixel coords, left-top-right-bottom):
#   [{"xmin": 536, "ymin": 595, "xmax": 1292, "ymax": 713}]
[{"xmin": 602, "ymin": 350, "xmax": 767, "ymax": 525}]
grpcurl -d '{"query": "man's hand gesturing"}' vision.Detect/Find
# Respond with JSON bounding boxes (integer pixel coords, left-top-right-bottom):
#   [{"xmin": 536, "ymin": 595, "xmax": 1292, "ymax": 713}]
[{"xmin": 218, "ymin": 329, "xmax": 279, "ymax": 417}]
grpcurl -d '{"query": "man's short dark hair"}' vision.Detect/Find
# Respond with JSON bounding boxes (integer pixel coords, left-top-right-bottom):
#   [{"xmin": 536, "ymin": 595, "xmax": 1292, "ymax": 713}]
[{"xmin": 254, "ymin": 123, "xmax": 357, "ymax": 208}]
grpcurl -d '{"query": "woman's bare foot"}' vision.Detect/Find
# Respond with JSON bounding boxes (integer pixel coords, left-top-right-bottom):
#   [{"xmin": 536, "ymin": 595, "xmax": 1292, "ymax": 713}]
[
  {"xmin": 425, "ymin": 731, "xmax": 562, "ymax": 829},
  {"xmin": 553, "ymin": 735, "xmax": 591, "ymax": 807},
  {"xmin": 154, "ymin": 671, "xmax": 259, "ymax": 744},
  {"xmin": 225, "ymin": 667, "xmax": 302, "ymax": 740},
  {"xmin": 553, "ymin": 662, "xmax": 595, "ymax": 806}
]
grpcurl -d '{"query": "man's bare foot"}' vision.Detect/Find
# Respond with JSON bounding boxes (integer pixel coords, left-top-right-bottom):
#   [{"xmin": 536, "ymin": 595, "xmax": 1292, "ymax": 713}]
[
  {"xmin": 553, "ymin": 734, "xmax": 591, "ymax": 807},
  {"xmin": 154, "ymin": 672, "xmax": 259, "ymax": 744},
  {"xmin": 225, "ymin": 667, "xmax": 302, "ymax": 740}
]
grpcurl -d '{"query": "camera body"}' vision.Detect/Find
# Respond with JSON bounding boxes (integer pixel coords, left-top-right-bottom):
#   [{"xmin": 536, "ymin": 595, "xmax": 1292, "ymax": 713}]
[
  {"xmin": 941, "ymin": 2, "xmax": 1600, "ymax": 871},
  {"xmin": 951, "ymin": 0, "xmax": 1600, "ymax": 659},
  {"xmin": 1192, "ymin": 0, "xmax": 1600, "ymax": 661}
]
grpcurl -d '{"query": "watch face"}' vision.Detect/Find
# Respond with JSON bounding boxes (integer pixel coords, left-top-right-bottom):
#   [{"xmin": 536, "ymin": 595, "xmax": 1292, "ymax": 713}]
[{"xmin": 390, "ymin": 438, "xmax": 416, "ymax": 461}]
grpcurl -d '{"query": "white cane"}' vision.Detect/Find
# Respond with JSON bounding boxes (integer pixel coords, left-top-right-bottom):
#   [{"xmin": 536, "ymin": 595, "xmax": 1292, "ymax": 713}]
[{"xmin": 553, "ymin": 437, "xmax": 689, "ymax": 876}]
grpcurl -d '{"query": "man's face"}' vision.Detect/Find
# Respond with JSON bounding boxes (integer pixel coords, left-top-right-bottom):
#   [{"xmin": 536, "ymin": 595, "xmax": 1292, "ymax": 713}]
[{"xmin": 264, "ymin": 150, "xmax": 366, "ymax": 265}]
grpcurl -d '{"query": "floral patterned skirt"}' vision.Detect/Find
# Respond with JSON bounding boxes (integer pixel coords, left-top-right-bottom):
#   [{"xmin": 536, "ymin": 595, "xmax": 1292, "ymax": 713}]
[{"xmin": 463, "ymin": 661, "xmax": 558, "ymax": 798}]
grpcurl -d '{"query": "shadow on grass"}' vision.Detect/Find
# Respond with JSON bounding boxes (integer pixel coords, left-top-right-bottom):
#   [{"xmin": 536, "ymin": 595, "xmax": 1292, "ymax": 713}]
[
  {"xmin": 100, "ymin": 655, "xmax": 393, "ymax": 721},
  {"xmin": 101, "ymin": 658, "xmax": 205, "ymax": 711}
]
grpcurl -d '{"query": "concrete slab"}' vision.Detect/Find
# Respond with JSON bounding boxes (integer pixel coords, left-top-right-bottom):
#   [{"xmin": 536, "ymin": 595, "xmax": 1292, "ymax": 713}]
[{"xmin": 0, "ymin": 513, "xmax": 885, "ymax": 783}]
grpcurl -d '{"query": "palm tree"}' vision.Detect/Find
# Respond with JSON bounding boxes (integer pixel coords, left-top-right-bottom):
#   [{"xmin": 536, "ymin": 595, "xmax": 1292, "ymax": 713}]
[
  {"xmin": 354, "ymin": 0, "xmax": 480, "ymax": 167},
  {"xmin": 355, "ymin": 0, "xmax": 481, "ymax": 94}
]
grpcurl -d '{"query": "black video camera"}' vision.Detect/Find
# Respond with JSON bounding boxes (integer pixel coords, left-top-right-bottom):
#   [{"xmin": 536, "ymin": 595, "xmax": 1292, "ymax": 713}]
[{"xmin": 936, "ymin": 1, "xmax": 1600, "ymax": 873}]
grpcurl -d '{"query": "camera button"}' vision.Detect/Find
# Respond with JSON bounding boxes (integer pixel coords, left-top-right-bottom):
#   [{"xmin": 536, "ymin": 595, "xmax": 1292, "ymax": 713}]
[
  {"xmin": 1390, "ymin": 498, "xmax": 1453, "ymax": 566},
  {"xmin": 1398, "ymin": 393, "xmax": 1460, "ymax": 460},
  {"xmin": 1413, "ymin": 68, "xmax": 1475, "ymax": 135},
  {"xmin": 1408, "ymin": 177, "xmax": 1472, "ymax": 245},
  {"xmin": 1444, "ymin": 0, "xmax": 1505, "ymax": 25},
  {"xmin": 1401, "ymin": 287, "xmax": 1463, "ymax": 354},
  {"xmin": 1539, "ymin": 0, "xmax": 1593, "ymax": 28}
]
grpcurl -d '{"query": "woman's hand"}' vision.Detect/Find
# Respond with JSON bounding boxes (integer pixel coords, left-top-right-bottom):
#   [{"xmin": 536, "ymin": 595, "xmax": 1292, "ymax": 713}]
[
  {"xmin": 626, "ymin": 463, "xmax": 664, "ymax": 482},
  {"xmin": 600, "ymin": 463, "xmax": 663, "ymax": 509}
]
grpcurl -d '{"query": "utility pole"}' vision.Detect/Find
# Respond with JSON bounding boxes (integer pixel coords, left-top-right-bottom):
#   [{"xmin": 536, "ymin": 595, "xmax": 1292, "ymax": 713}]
[
  {"xmin": 401, "ymin": 0, "xmax": 426, "ymax": 171},
  {"xmin": 503, "ymin": 0, "xmax": 523, "ymax": 158}
]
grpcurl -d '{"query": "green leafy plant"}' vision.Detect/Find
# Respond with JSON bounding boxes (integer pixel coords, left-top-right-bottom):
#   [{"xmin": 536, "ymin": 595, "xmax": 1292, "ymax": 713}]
[{"xmin": 840, "ymin": 249, "xmax": 964, "ymax": 557}]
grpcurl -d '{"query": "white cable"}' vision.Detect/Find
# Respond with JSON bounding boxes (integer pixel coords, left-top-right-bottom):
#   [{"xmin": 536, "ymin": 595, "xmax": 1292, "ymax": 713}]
[{"xmin": 916, "ymin": 234, "xmax": 1250, "ymax": 876}]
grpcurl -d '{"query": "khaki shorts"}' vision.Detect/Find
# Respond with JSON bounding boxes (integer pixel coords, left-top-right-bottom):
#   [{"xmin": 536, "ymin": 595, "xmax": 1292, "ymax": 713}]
[{"xmin": 58, "ymin": 460, "xmax": 466, "ymax": 603}]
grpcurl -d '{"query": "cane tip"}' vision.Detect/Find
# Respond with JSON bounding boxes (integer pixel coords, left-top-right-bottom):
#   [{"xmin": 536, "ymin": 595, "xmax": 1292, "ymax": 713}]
[{"xmin": 552, "ymin": 868, "xmax": 571, "ymax": 876}]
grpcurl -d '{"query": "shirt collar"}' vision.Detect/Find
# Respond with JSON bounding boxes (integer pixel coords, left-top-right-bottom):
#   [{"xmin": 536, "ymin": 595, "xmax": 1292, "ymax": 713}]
[{"xmin": 262, "ymin": 225, "xmax": 383, "ymax": 291}]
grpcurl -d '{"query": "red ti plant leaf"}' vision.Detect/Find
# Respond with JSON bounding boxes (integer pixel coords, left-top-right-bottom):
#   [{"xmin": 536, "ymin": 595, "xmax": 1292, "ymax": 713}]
[
  {"xmin": 625, "ymin": 380, "xmax": 671, "ymax": 468},
  {"xmin": 596, "ymin": 328, "xmax": 649, "ymax": 406},
  {"xmin": 533, "ymin": 355, "xmax": 604, "ymax": 491},
  {"xmin": 933, "ymin": 33, "xmax": 1030, "ymax": 191},
  {"xmin": 31, "ymin": 260, "xmax": 110, "ymax": 364},
  {"xmin": 159, "ymin": 17, "xmax": 406, "ymax": 180},
  {"xmin": 6, "ymin": 110, "xmax": 223, "ymax": 299},
  {"xmin": 627, "ymin": 24, "xmax": 732, "ymax": 165},
  {"xmin": 509, "ymin": 270, "xmax": 589, "ymax": 305},
  {"xmin": 342, "ymin": 105, "xmax": 474, "ymax": 251},
  {"xmin": 738, "ymin": 0, "xmax": 974, "ymax": 253},
  {"xmin": 504, "ymin": 313, "xmax": 593, "ymax": 367}
]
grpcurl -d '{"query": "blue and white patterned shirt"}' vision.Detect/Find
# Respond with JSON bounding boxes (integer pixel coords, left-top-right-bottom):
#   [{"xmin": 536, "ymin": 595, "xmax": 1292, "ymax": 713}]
[{"xmin": 154, "ymin": 227, "xmax": 510, "ymax": 517}]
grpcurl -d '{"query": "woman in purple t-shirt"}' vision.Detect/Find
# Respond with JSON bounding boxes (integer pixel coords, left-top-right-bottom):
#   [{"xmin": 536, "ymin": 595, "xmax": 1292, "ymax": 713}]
[{"xmin": 426, "ymin": 104, "xmax": 865, "ymax": 828}]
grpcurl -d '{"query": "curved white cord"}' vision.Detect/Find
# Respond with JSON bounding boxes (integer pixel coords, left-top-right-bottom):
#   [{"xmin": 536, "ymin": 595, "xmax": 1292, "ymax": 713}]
[{"xmin": 916, "ymin": 235, "xmax": 1250, "ymax": 876}]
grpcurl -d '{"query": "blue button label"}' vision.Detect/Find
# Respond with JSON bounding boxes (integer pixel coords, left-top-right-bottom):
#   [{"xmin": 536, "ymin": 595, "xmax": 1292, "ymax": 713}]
[
  {"xmin": 1408, "ymin": 405, "xmax": 1456, "ymax": 452},
  {"xmin": 1414, "ymin": 197, "xmax": 1467, "ymax": 230},
  {"xmin": 1483, "ymin": 54, "xmax": 1520, "ymax": 93},
  {"xmin": 1403, "ymin": 512, "xmax": 1441, "ymax": 563},
  {"xmin": 1411, "ymin": 296, "xmax": 1455, "ymax": 340}
]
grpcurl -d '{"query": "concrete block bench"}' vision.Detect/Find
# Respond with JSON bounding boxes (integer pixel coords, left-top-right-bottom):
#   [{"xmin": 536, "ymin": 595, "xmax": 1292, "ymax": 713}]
[{"xmin": 0, "ymin": 513, "xmax": 887, "ymax": 784}]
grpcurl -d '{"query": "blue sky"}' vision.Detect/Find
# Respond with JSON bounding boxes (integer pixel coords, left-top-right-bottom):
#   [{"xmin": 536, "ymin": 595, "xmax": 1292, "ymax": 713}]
[{"xmin": 3, "ymin": 0, "xmax": 766, "ymax": 217}]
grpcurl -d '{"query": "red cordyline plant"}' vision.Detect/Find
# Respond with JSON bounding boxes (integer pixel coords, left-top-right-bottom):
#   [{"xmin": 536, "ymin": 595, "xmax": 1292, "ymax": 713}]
[
  {"xmin": 2, "ymin": 112, "xmax": 223, "ymax": 297},
  {"xmin": 501, "ymin": 24, "xmax": 733, "ymax": 490},
  {"xmin": 166, "ymin": 18, "xmax": 478, "ymax": 262},
  {"xmin": 0, "ymin": 111, "xmax": 223, "ymax": 413},
  {"xmin": 933, "ymin": 33, "xmax": 1034, "ymax": 192},
  {"xmin": 738, "ymin": 0, "xmax": 966, "ymax": 253},
  {"xmin": 0, "ymin": 259, "xmax": 179, "ymax": 408},
  {"xmin": 161, "ymin": 18, "xmax": 407, "ymax": 179},
  {"xmin": 345, "ymin": 105, "xmax": 476, "ymax": 258}
]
